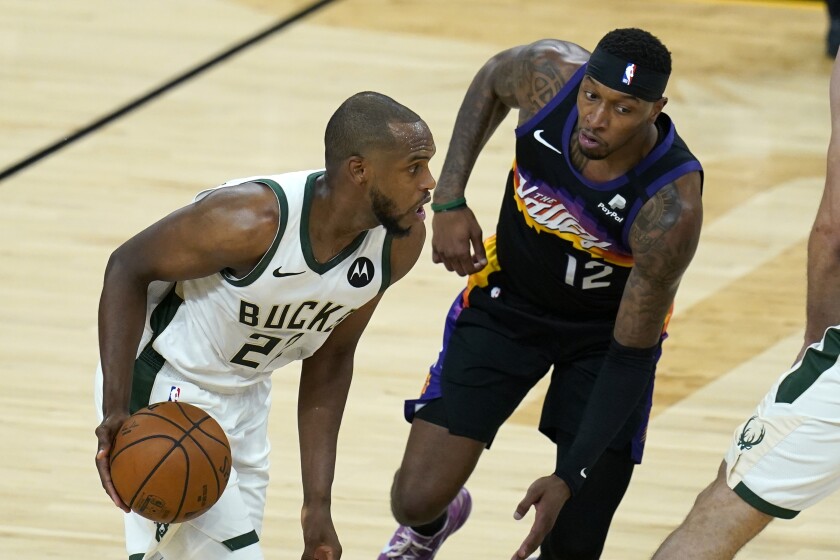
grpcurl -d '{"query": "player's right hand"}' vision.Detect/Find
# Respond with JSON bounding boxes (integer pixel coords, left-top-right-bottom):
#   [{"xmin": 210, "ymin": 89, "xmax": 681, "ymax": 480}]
[
  {"xmin": 94, "ymin": 415, "xmax": 131, "ymax": 512},
  {"xmin": 431, "ymin": 207, "xmax": 487, "ymax": 276},
  {"xmin": 511, "ymin": 474, "xmax": 571, "ymax": 560}
]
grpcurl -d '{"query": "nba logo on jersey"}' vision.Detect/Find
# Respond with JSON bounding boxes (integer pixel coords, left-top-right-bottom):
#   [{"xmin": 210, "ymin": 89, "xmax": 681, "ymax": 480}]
[
  {"xmin": 622, "ymin": 63, "xmax": 636, "ymax": 85},
  {"xmin": 168, "ymin": 386, "xmax": 181, "ymax": 402}
]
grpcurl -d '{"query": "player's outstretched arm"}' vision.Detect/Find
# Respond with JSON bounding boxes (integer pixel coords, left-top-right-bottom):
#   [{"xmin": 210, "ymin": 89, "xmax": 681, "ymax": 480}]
[
  {"xmin": 804, "ymin": 52, "xmax": 840, "ymax": 349},
  {"xmin": 511, "ymin": 172, "xmax": 703, "ymax": 558},
  {"xmin": 94, "ymin": 182, "xmax": 278, "ymax": 510},
  {"xmin": 562, "ymin": 172, "xmax": 702, "ymax": 476},
  {"xmin": 296, "ymin": 222, "xmax": 423, "ymax": 559},
  {"xmin": 297, "ymin": 297, "xmax": 377, "ymax": 560}
]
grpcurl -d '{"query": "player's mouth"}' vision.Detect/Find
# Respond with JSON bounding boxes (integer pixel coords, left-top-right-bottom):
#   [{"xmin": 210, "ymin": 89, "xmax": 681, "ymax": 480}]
[
  {"xmin": 415, "ymin": 193, "xmax": 432, "ymax": 220},
  {"xmin": 579, "ymin": 130, "xmax": 602, "ymax": 150}
]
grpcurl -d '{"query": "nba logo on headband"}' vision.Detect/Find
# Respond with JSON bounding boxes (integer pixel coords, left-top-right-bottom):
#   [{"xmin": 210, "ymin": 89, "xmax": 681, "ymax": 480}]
[
  {"xmin": 622, "ymin": 63, "xmax": 636, "ymax": 85},
  {"xmin": 586, "ymin": 48, "xmax": 668, "ymax": 101}
]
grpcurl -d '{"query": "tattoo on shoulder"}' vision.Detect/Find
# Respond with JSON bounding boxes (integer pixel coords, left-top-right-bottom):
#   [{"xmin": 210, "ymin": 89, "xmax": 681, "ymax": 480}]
[
  {"xmin": 630, "ymin": 183, "xmax": 682, "ymax": 252},
  {"xmin": 520, "ymin": 55, "xmax": 565, "ymax": 116}
]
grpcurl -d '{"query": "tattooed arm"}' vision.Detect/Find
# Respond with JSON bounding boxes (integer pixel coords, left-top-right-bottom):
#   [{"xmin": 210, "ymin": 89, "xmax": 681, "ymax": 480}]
[
  {"xmin": 561, "ymin": 173, "xmax": 703, "ymax": 476},
  {"xmin": 617, "ymin": 173, "xmax": 704, "ymax": 346},
  {"xmin": 433, "ymin": 39, "xmax": 590, "ymax": 276},
  {"xmin": 436, "ymin": 39, "xmax": 589, "ymax": 201}
]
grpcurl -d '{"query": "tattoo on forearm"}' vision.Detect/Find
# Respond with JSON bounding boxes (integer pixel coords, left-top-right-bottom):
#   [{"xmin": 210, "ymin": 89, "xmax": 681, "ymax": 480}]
[
  {"xmin": 614, "ymin": 269, "xmax": 667, "ymax": 344},
  {"xmin": 437, "ymin": 89, "xmax": 502, "ymax": 200}
]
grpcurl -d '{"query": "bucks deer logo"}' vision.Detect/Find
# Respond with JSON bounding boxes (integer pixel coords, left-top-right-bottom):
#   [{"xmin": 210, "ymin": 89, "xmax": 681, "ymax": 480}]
[{"xmin": 737, "ymin": 415, "xmax": 766, "ymax": 451}]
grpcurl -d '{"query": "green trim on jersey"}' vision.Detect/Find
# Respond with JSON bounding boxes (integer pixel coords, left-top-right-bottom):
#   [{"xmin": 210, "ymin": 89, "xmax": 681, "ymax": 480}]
[
  {"xmin": 132, "ymin": 348, "xmax": 165, "ymax": 414},
  {"xmin": 379, "ymin": 233, "xmax": 393, "ymax": 293},
  {"xmin": 129, "ymin": 554, "xmax": 144, "ymax": 560},
  {"xmin": 776, "ymin": 327, "xmax": 840, "ymax": 404},
  {"xmin": 300, "ymin": 171, "xmax": 368, "ymax": 274},
  {"xmin": 130, "ymin": 284, "xmax": 185, "ymax": 413},
  {"xmin": 222, "ymin": 178, "xmax": 290, "ymax": 287},
  {"xmin": 222, "ymin": 529, "xmax": 260, "ymax": 551},
  {"xmin": 733, "ymin": 482, "xmax": 799, "ymax": 519}
]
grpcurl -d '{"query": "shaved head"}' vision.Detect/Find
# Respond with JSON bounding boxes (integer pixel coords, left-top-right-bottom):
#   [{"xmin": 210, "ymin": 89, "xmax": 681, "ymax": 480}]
[{"xmin": 324, "ymin": 91, "xmax": 424, "ymax": 172}]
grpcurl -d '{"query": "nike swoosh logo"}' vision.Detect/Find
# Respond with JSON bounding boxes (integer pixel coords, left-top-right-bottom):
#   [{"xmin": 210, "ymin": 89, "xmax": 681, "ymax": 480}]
[
  {"xmin": 580, "ymin": 468, "xmax": 588, "ymax": 479},
  {"xmin": 534, "ymin": 129, "xmax": 562, "ymax": 155},
  {"xmin": 273, "ymin": 267, "xmax": 305, "ymax": 278}
]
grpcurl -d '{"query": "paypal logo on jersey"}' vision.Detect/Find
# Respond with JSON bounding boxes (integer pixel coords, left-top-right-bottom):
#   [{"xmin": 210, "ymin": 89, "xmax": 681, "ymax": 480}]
[
  {"xmin": 597, "ymin": 202, "xmax": 625, "ymax": 223},
  {"xmin": 347, "ymin": 257, "xmax": 374, "ymax": 288},
  {"xmin": 608, "ymin": 194, "xmax": 626, "ymax": 210}
]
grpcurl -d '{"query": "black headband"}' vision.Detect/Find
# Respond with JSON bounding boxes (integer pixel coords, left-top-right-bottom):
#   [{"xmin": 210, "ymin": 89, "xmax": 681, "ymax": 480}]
[{"xmin": 584, "ymin": 47, "xmax": 669, "ymax": 102}]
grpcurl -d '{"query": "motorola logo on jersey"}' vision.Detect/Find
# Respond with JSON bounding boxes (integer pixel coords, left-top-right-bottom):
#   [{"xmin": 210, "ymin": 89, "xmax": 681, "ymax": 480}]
[{"xmin": 347, "ymin": 257, "xmax": 374, "ymax": 288}]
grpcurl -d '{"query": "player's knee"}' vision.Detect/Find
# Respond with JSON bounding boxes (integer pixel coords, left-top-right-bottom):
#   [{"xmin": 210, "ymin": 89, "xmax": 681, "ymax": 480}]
[
  {"xmin": 389, "ymin": 470, "xmax": 446, "ymax": 526},
  {"xmin": 391, "ymin": 496, "xmax": 441, "ymax": 527},
  {"xmin": 692, "ymin": 465, "xmax": 731, "ymax": 512}
]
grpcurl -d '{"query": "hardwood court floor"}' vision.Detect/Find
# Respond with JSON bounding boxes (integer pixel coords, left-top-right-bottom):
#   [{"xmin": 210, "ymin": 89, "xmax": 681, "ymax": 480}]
[{"xmin": 0, "ymin": 0, "xmax": 836, "ymax": 558}]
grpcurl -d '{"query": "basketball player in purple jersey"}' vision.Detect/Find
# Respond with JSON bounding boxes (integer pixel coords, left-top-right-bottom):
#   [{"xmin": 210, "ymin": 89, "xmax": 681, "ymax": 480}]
[{"xmin": 378, "ymin": 28, "xmax": 704, "ymax": 560}]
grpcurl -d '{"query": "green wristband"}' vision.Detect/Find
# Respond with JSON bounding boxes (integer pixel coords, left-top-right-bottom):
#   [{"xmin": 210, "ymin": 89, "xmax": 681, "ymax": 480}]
[{"xmin": 430, "ymin": 197, "xmax": 467, "ymax": 213}]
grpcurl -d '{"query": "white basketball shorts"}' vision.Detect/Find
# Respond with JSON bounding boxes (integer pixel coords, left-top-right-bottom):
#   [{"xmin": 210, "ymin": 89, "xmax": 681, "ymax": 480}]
[{"xmin": 724, "ymin": 326, "xmax": 840, "ymax": 518}]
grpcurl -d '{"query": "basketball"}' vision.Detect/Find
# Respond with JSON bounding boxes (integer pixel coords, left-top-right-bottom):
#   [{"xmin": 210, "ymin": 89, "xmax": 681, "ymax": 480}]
[{"xmin": 110, "ymin": 401, "xmax": 232, "ymax": 524}]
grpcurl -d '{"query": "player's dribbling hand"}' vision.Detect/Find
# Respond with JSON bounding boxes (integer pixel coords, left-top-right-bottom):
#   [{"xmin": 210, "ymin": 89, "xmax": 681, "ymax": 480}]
[
  {"xmin": 510, "ymin": 474, "xmax": 571, "ymax": 560},
  {"xmin": 431, "ymin": 206, "xmax": 487, "ymax": 276},
  {"xmin": 94, "ymin": 414, "xmax": 131, "ymax": 512}
]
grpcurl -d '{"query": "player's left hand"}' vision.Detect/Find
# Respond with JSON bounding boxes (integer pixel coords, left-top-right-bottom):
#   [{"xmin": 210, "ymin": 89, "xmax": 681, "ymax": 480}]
[
  {"xmin": 510, "ymin": 474, "xmax": 571, "ymax": 560},
  {"xmin": 94, "ymin": 413, "xmax": 131, "ymax": 512},
  {"xmin": 301, "ymin": 504, "xmax": 342, "ymax": 560}
]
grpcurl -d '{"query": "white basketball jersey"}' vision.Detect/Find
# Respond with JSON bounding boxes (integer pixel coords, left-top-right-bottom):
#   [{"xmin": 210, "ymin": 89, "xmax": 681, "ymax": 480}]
[{"xmin": 147, "ymin": 170, "xmax": 392, "ymax": 390}]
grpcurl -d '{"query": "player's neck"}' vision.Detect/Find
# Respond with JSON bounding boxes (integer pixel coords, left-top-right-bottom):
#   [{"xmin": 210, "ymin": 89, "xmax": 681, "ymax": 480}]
[{"xmin": 308, "ymin": 175, "xmax": 377, "ymax": 264}]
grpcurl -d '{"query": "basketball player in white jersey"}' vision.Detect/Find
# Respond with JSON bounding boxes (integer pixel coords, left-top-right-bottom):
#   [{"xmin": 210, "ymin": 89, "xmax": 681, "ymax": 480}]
[
  {"xmin": 94, "ymin": 91, "xmax": 436, "ymax": 560},
  {"xmin": 652, "ymin": 52, "xmax": 840, "ymax": 559}
]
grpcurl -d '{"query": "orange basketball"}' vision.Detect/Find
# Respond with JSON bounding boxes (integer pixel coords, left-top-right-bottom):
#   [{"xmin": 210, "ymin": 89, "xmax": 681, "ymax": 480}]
[{"xmin": 110, "ymin": 401, "xmax": 232, "ymax": 523}]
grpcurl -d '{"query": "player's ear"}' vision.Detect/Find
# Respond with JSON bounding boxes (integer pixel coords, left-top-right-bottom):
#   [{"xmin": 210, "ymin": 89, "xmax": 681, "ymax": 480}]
[
  {"xmin": 649, "ymin": 96, "xmax": 668, "ymax": 123},
  {"xmin": 347, "ymin": 156, "xmax": 367, "ymax": 185}
]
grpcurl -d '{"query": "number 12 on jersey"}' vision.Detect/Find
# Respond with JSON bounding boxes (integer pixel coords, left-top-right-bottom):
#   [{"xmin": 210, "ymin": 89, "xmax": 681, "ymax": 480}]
[{"xmin": 564, "ymin": 255, "xmax": 613, "ymax": 289}]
